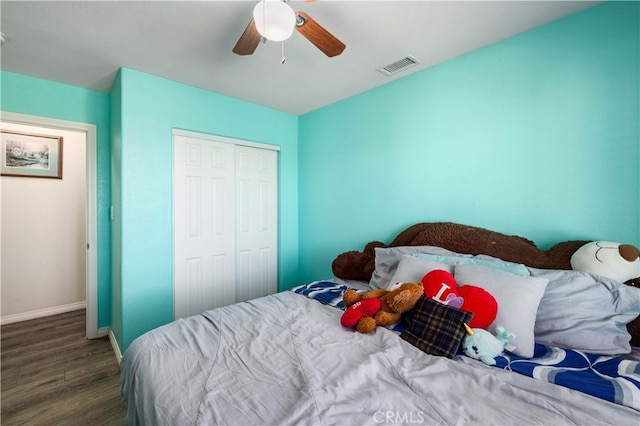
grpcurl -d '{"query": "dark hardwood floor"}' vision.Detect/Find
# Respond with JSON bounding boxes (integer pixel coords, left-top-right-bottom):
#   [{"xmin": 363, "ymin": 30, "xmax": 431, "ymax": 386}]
[{"xmin": 1, "ymin": 309, "xmax": 128, "ymax": 425}]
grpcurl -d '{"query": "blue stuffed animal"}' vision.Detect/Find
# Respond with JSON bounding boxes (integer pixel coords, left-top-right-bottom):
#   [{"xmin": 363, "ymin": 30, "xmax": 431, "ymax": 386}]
[{"xmin": 461, "ymin": 324, "xmax": 515, "ymax": 366}]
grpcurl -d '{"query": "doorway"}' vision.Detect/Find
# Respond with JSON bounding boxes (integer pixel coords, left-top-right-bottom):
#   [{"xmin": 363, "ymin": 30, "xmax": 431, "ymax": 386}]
[{"xmin": 0, "ymin": 111, "xmax": 99, "ymax": 338}]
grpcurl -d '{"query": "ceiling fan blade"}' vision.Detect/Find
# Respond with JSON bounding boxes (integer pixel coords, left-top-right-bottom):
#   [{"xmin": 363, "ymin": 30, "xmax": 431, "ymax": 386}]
[
  {"xmin": 233, "ymin": 18, "xmax": 262, "ymax": 56},
  {"xmin": 295, "ymin": 12, "xmax": 345, "ymax": 57}
]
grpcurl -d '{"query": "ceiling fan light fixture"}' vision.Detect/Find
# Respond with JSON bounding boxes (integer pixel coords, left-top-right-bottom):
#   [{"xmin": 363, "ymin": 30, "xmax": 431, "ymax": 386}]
[{"xmin": 253, "ymin": 0, "xmax": 296, "ymax": 42}]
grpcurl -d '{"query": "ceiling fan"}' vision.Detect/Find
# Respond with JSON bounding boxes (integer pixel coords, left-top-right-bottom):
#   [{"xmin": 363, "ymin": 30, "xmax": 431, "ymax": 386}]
[{"xmin": 233, "ymin": 0, "xmax": 346, "ymax": 58}]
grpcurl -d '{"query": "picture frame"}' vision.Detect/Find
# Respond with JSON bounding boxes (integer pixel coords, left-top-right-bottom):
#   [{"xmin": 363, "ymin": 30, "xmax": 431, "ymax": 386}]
[{"xmin": 1, "ymin": 130, "xmax": 63, "ymax": 179}]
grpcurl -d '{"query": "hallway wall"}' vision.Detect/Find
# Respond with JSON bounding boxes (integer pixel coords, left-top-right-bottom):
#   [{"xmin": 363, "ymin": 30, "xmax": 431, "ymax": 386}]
[{"xmin": 1, "ymin": 122, "xmax": 87, "ymax": 323}]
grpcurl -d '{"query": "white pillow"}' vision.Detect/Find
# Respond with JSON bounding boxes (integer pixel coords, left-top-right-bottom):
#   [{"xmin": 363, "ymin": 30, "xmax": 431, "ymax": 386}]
[
  {"xmin": 455, "ymin": 263, "xmax": 548, "ymax": 358},
  {"xmin": 387, "ymin": 254, "xmax": 453, "ymax": 290},
  {"xmin": 370, "ymin": 246, "xmax": 472, "ymax": 289},
  {"xmin": 529, "ymin": 267, "xmax": 640, "ymax": 355}
]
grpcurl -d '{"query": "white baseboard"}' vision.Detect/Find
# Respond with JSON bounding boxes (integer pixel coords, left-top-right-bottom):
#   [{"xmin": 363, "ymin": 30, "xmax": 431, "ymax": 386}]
[
  {"xmin": 108, "ymin": 328, "xmax": 123, "ymax": 365},
  {"xmin": 0, "ymin": 301, "xmax": 86, "ymax": 325}
]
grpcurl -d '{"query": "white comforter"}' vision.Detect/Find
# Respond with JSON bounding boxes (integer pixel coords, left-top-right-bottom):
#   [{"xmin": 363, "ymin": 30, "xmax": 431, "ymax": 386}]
[{"xmin": 121, "ymin": 290, "xmax": 639, "ymax": 425}]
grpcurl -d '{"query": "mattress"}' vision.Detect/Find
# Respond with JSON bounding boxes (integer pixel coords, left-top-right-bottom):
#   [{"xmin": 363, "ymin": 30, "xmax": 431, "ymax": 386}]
[{"xmin": 121, "ymin": 281, "xmax": 640, "ymax": 425}]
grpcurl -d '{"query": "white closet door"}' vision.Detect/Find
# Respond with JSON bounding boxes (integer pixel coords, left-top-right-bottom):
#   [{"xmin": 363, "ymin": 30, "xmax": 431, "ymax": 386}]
[
  {"xmin": 235, "ymin": 146, "xmax": 278, "ymax": 302},
  {"xmin": 174, "ymin": 135, "xmax": 236, "ymax": 319},
  {"xmin": 173, "ymin": 133, "xmax": 278, "ymax": 319}
]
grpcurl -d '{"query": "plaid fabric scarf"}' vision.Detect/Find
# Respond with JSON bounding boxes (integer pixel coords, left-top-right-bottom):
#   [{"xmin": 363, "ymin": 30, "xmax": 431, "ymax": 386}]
[{"xmin": 401, "ymin": 296, "xmax": 473, "ymax": 358}]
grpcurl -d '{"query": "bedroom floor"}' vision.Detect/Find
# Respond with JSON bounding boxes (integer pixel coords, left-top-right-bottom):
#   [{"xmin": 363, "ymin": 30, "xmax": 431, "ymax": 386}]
[{"xmin": 1, "ymin": 309, "xmax": 128, "ymax": 425}]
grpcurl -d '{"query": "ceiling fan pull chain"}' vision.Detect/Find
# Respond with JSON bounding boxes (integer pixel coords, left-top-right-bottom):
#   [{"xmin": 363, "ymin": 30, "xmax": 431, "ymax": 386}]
[{"xmin": 281, "ymin": 40, "xmax": 286, "ymax": 64}]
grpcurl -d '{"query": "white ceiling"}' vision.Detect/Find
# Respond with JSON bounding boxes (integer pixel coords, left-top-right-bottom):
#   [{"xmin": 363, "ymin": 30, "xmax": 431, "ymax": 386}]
[{"xmin": 0, "ymin": 1, "xmax": 601, "ymax": 115}]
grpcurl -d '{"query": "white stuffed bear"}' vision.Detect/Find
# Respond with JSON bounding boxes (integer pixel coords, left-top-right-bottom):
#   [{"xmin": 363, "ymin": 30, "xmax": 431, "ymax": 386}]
[{"xmin": 571, "ymin": 241, "xmax": 640, "ymax": 283}]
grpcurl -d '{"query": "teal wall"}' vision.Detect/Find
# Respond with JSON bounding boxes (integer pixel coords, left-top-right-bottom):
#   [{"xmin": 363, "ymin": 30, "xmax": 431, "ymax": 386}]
[
  {"xmin": 113, "ymin": 68, "xmax": 298, "ymax": 351},
  {"xmin": 298, "ymin": 1, "xmax": 640, "ymax": 282},
  {"xmin": 0, "ymin": 71, "xmax": 113, "ymax": 328}
]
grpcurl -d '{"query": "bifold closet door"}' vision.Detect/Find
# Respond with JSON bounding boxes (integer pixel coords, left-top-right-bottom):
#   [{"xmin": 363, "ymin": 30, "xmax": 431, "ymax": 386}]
[
  {"xmin": 235, "ymin": 145, "xmax": 278, "ymax": 303},
  {"xmin": 173, "ymin": 134, "xmax": 278, "ymax": 320}
]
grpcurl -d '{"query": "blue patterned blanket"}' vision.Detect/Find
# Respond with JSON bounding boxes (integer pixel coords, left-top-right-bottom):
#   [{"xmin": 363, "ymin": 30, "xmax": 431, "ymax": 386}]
[
  {"xmin": 292, "ymin": 281, "xmax": 640, "ymax": 411},
  {"xmin": 494, "ymin": 345, "xmax": 640, "ymax": 411},
  {"xmin": 292, "ymin": 280, "xmax": 348, "ymax": 309}
]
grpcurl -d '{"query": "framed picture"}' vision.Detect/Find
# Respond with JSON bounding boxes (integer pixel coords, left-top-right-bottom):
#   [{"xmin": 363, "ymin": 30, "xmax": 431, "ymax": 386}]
[{"xmin": 1, "ymin": 130, "xmax": 63, "ymax": 179}]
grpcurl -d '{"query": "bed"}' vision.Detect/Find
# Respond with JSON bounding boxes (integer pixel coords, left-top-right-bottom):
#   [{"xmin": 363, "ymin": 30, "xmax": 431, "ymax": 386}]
[{"xmin": 121, "ymin": 224, "xmax": 640, "ymax": 425}]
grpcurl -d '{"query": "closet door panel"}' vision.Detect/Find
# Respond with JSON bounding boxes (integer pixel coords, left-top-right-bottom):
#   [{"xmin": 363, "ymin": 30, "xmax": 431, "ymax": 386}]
[
  {"xmin": 174, "ymin": 136, "xmax": 236, "ymax": 319},
  {"xmin": 235, "ymin": 146, "xmax": 278, "ymax": 303}
]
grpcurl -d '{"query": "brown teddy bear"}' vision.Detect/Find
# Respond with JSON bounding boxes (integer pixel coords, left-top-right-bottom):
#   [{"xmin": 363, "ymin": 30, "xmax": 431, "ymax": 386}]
[
  {"xmin": 332, "ymin": 222, "xmax": 588, "ymax": 281},
  {"xmin": 342, "ymin": 283, "xmax": 424, "ymax": 333}
]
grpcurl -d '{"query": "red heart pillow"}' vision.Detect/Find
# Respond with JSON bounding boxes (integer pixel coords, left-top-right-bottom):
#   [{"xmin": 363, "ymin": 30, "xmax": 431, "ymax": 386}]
[{"xmin": 421, "ymin": 269, "xmax": 497, "ymax": 329}]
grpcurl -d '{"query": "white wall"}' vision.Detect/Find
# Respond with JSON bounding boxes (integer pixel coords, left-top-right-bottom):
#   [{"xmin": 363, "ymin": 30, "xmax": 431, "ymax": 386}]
[{"xmin": 1, "ymin": 122, "xmax": 86, "ymax": 322}]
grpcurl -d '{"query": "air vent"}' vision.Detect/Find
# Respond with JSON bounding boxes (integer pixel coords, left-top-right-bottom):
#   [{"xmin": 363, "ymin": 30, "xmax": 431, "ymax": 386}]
[{"xmin": 376, "ymin": 55, "xmax": 422, "ymax": 77}]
